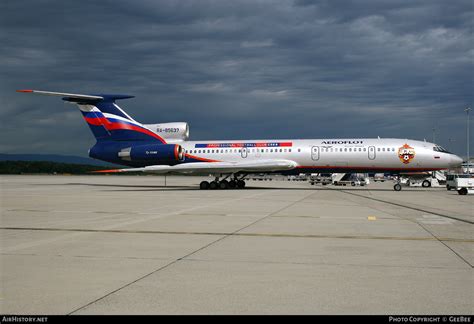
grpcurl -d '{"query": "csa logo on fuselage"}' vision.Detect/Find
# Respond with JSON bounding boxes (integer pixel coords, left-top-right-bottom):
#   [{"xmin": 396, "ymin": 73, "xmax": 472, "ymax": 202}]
[{"xmin": 398, "ymin": 144, "xmax": 415, "ymax": 164}]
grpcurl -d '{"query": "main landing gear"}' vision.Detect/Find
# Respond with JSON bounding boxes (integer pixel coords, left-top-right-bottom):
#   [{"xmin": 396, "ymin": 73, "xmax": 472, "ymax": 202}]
[{"xmin": 200, "ymin": 175, "xmax": 247, "ymax": 190}]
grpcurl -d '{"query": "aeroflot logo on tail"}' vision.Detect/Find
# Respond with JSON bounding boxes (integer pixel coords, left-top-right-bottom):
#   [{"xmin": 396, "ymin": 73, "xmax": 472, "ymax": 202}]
[{"xmin": 321, "ymin": 140, "xmax": 363, "ymax": 144}]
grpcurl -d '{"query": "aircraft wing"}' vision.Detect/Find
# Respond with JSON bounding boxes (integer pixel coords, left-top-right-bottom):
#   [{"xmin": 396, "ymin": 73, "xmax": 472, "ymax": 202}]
[{"xmin": 94, "ymin": 159, "xmax": 297, "ymax": 175}]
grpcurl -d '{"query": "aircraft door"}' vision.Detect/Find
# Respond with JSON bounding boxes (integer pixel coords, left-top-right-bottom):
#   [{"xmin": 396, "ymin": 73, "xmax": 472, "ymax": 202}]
[
  {"xmin": 241, "ymin": 147, "xmax": 248, "ymax": 158},
  {"xmin": 311, "ymin": 146, "xmax": 320, "ymax": 161},
  {"xmin": 368, "ymin": 146, "xmax": 376, "ymax": 160}
]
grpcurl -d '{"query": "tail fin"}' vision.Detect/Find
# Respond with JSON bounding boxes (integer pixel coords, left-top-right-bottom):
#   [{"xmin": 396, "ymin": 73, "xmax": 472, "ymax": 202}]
[{"xmin": 17, "ymin": 90, "xmax": 166, "ymax": 143}]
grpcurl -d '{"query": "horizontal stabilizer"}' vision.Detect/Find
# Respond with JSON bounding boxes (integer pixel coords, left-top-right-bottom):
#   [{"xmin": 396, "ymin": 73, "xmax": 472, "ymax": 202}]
[{"xmin": 16, "ymin": 89, "xmax": 134, "ymax": 103}]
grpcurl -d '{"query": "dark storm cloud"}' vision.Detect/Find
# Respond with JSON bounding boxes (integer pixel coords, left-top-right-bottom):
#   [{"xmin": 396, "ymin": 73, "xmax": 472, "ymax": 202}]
[{"xmin": 0, "ymin": 0, "xmax": 472, "ymax": 156}]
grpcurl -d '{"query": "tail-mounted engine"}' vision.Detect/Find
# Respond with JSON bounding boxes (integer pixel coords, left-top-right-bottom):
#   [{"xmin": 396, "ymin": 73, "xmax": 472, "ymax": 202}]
[{"xmin": 118, "ymin": 144, "xmax": 184, "ymax": 163}]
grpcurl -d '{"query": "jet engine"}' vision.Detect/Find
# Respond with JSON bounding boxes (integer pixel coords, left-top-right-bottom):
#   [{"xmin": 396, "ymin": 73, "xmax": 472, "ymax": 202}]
[{"xmin": 118, "ymin": 144, "xmax": 184, "ymax": 162}]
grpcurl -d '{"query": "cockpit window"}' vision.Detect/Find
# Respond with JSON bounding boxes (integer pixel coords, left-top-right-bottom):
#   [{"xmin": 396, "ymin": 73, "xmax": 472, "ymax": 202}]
[{"xmin": 433, "ymin": 145, "xmax": 451, "ymax": 153}]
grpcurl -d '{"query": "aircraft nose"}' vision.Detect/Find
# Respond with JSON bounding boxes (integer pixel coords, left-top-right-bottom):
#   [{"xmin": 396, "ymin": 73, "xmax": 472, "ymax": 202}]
[{"xmin": 449, "ymin": 154, "xmax": 463, "ymax": 167}]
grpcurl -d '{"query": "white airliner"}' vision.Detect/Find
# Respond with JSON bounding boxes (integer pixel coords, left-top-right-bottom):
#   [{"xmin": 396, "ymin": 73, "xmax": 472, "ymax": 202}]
[{"xmin": 17, "ymin": 89, "xmax": 463, "ymax": 190}]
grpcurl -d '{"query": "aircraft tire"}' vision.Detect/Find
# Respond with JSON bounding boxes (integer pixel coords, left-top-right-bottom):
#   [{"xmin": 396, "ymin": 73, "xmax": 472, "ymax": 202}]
[
  {"xmin": 219, "ymin": 180, "xmax": 229, "ymax": 190},
  {"xmin": 394, "ymin": 183, "xmax": 402, "ymax": 191},
  {"xmin": 237, "ymin": 180, "xmax": 246, "ymax": 189},
  {"xmin": 422, "ymin": 180, "xmax": 431, "ymax": 188},
  {"xmin": 228, "ymin": 180, "xmax": 237, "ymax": 189},
  {"xmin": 200, "ymin": 181, "xmax": 210, "ymax": 190},
  {"xmin": 210, "ymin": 181, "xmax": 218, "ymax": 190}
]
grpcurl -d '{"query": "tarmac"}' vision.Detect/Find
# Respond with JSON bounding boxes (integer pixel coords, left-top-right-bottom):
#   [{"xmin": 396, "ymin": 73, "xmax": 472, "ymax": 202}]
[{"xmin": 1, "ymin": 175, "xmax": 473, "ymax": 314}]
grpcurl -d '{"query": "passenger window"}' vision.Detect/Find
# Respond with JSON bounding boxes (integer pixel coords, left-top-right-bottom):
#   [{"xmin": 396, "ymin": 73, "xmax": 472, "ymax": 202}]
[
  {"xmin": 289, "ymin": 149, "xmax": 292, "ymax": 152},
  {"xmin": 270, "ymin": 149, "xmax": 273, "ymax": 152},
  {"xmin": 349, "ymin": 148, "xmax": 352, "ymax": 152},
  {"xmin": 280, "ymin": 149, "xmax": 282, "ymax": 152},
  {"xmin": 377, "ymin": 148, "xmax": 380, "ymax": 152},
  {"xmin": 344, "ymin": 148, "xmax": 347, "ymax": 152},
  {"xmin": 298, "ymin": 148, "xmax": 301, "ymax": 152},
  {"xmin": 382, "ymin": 148, "xmax": 385, "ymax": 152}
]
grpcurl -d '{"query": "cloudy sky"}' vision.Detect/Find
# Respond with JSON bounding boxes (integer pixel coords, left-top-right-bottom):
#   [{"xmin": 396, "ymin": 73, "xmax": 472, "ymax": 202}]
[{"xmin": 1, "ymin": 0, "xmax": 472, "ymax": 157}]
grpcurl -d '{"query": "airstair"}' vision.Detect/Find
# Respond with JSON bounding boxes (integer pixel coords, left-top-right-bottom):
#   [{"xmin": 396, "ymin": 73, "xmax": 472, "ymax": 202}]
[{"xmin": 432, "ymin": 170, "xmax": 446, "ymax": 182}]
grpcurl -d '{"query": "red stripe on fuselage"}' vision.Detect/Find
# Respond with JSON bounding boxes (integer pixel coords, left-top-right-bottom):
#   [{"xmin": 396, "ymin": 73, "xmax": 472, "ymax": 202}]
[
  {"xmin": 296, "ymin": 166, "xmax": 444, "ymax": 171},
  {"xmin": 91, "ymin": 169, "xmax": 123, "ymax": 173},
  {"xmin": 83, "ymin": 116, "xmax": 166, "ymax": 143}
]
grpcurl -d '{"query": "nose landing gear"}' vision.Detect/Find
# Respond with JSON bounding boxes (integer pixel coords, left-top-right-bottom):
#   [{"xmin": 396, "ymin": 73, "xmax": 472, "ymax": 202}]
[{"xmin": 393, "ymin": 175, "xmax": 402, "ymax": 191}]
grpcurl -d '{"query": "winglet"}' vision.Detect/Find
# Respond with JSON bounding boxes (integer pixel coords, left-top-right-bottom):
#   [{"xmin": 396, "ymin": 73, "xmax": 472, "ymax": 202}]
[{"xmin": 16, "ymin": 89, "xmax": 34, "ymax": 93}]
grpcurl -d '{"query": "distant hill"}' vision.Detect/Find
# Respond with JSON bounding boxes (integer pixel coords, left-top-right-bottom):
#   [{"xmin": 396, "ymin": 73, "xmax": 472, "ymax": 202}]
[{"xmin": 0, "ymin": 154, "xmax": 115, "ymax": 166}]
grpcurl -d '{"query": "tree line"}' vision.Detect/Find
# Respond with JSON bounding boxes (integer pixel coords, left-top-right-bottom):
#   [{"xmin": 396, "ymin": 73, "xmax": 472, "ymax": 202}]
[{"xmin": 0, "ymin": 161, "xmax": 113, "ymax": 174}]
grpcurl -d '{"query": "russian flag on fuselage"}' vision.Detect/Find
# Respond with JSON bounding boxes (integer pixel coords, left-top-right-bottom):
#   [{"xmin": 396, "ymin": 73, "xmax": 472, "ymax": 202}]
[{"xmin": 78, "ymin": 100, "xmax": 166, "ymax": 143}]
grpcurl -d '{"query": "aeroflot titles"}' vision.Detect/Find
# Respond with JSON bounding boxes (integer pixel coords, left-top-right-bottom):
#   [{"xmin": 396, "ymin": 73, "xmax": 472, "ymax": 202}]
[{"xmin": 321, "ymin": 140, "xmax": 364, "ymax": 144}]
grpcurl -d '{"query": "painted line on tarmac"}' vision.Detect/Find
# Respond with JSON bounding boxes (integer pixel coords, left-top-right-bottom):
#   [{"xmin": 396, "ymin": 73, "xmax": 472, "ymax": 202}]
[
  {"xmin": 335, "ymin": 189, "xmax": 474, "ymax": 225},
  {"xmin": 2, "ymin": 226, "xmax": 473, "ymax": 243}
]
